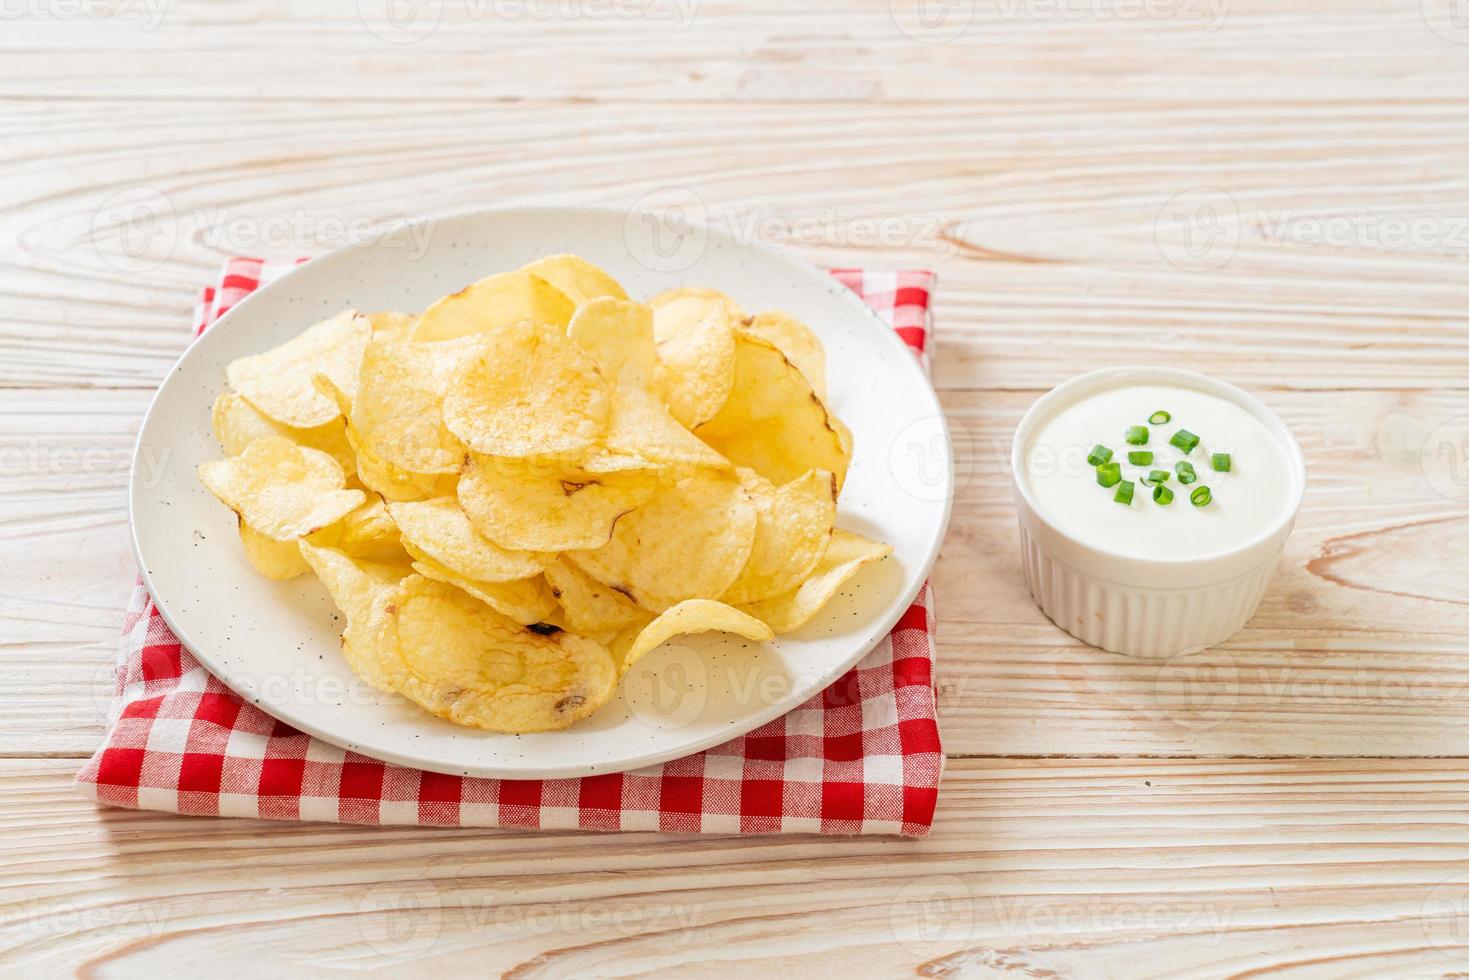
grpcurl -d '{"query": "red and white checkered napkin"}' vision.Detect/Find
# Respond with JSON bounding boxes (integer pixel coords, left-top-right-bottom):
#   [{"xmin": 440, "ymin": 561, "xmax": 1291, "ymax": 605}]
[{"xmin": 76, "ymin": 259, "xmax": 943, "ymax": 837}]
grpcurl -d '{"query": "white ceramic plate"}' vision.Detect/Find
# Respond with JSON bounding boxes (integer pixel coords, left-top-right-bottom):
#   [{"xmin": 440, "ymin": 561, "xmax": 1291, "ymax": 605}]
[{"xmin": 130, "ymin": 207, "xmax": 951, "ymax": 779}]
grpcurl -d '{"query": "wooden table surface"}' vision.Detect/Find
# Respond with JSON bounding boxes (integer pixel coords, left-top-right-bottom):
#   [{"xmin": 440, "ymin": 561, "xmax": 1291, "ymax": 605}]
[{"xmin": 5, "ymin": 1, "xmax": 1469, "ymax": 974}]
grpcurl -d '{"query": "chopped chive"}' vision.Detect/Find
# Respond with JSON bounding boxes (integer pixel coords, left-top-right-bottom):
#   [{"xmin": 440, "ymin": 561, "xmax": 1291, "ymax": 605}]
[
  {"xmin": 1190, "ymin": 485, "xmax": 1212, "ymax": 507},
  {"xmin": 1149, "ymin": 410, "xmax": 1172, "ymax": 425},
  {"xmin": 1114, "ymin": 480, "xmax": 1135, "ymax": 505},
  {"xmin": 1087, "ymin": 444, "xmax": 1113, "ymax": 467},
  {"xmin": 1128, "ymin": 450, "xmax": 1153, "ymax": 466},
  {"xmin": 1146, "ymin": 469, "xmax": 1171, "ymax": 485},
  {"xmin": 1096, "ymin": 462, "xmax": 1122, "ymax": 488},
  {"xmin": 1176, "ymin": 461, "xmax": 1198, "ymax": 485},
  {"xmin": 1125, "ymin": 425, "xmax": 1149, "ymax": 445},
  {"xmin": 1153, "ymin": 483, "xmax": 1175, "ymax": 505},
  {"xmin": 1169, "ymin": 429, "xmax": 1200, "ymax": 453},
  {"xmin": 1211, "ymin": 453, "xmax": 1231, "ymax": 472}
]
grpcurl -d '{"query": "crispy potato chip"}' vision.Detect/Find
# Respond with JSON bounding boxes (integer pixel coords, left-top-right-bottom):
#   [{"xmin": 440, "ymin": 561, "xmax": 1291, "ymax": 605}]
[
  {"xmin": 604, "ymin": 384, "xmax": 729, "ymax": 470},
  {"xmin": 443, "ymin": 320, "xmax": 611, "ymax": 458},
  {"xmin": 226, "ymin": 309, "xmax": 371, "ymax": 428},
  {"xmin": 654, "ymin": 305, "xmax": 737, "ymax": 430},
  {"xmin": 737, "ymin": 530, "xmax": 893, "ymax": 633},
  {"xmin": 387, "ymin": 497, "xmax": 550, "ymax": 583},
  {"xmin": 409, "ymin": 558, "xmax": 556, "ymax": 626},
  {"xmin": 366, "ymin": 311, "xmax": 416, "ymax": 343},
  {"xmin": 742, "ymin": 311, "xmax": 827, "ymax": 400},
  {"xmin": 695, "ymin": 332, "xmax": 851, "ymax": 491},
  {"xmin": 298, "ymin": 540, "xmax": 408, "ymax": 693},
  {"xmin": 458, "ymin": 453, "xmax": 656, "ymax": 552},
  {"xmin": 567, "ymin": 298, "xmax": 655, "ymax": 385},
  {"xmin": 211, "ymin": 390, "xmax": 356, "ymax": 477},
  {"xmin": 650, "ymin": 288, "xmax": 747, "ymax": 341},
  {"xmin": 312, "ymin": 498, "xmax": 410, "ymax": 564},
  {"xmin": 615, "ymin": 599, "xmax": 772, "ymax": 670},
  {"xmin": 520, "ymin": 254, "xmax": 627, "ymax": 306},
  {"xmin": 569, "ymin": 469, "xmax": 756, "ymax": 611},
  {"xmin": 346, "ymin": 426, "xmax": 457, "ymax": 502},
  {"xmin": 543, "ymin": 557, "xmax": 649, "ymax": 634},
  {"xmin": 721, "ymin": 468, "xmax": 837, "ymax": 605},
  {"xmin": 390, "ymin": 576, "xmax": 616, "ymax": 732},
  {"xmin": 410, "ymin": 270, "xmax": 574, "ymax": 342},
  {"xmin": 351, "ymin": 339, "xmax": 475, "ymax": 474},
  {"xmin": 239, "ymin": 520, "xmax": 311, "ymax": 580},
  {"xmin": 198, "ymin": 437, "xmax": 364, "ymax": 541}
]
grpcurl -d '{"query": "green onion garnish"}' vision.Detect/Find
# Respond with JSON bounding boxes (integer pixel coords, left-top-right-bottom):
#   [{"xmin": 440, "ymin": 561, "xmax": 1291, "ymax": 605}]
[
  {"xmin": 1128, "ymin": 451, "xmax": 1153, "ymax": 465},
  {"xmin": 1211, "ymin": 453, "xmax": 1231, "ymax": 472},
  {"xmin": 1176, "ymin": 461, "xmax": 1197, "ymax": 484},
  {"xmin": 1096, "ymin": 462, "xmax": 1122, "ymax": 488},
  {"xmin": 1149, "ymin": 410, "xmax": 1171, "ymax": 425},
  {"xmin": 1125, "ymin": 425, "xmax": 1149, "ymax": 445},
  {"xmin": 1114, "ymin": 480, "xmax": 1134, "ymax": 505},
  {"xmin": 1153, "ymin": 484, "xmax": 1174, "ymax": 505},
  {"xmin": 1146, "ymin": 469, "xmax": 1171, "ymax": 485},
  {"xmin": 1190, "ymin": 485, "xmax": 1212, "ymax": 507},
  {"xmin": 1169, "ymin": 429, "xmax": 1199, "ymax": 453},
  {"xmin": 1087, "ymin": 444, "xmax": 1113, "ymax": 467}
]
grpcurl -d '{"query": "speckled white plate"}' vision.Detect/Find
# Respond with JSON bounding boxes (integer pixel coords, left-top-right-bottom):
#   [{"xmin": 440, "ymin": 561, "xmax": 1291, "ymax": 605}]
[{"xmin": 129, "ymin": 206, "xmax": 951, "ymax": 779}]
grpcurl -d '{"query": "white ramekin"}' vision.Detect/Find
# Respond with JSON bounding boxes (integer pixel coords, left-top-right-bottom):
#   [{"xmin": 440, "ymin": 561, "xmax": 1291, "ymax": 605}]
[{"xmin": 1009, "ymin": 367, "xmax": 1306, "ymax": 659}]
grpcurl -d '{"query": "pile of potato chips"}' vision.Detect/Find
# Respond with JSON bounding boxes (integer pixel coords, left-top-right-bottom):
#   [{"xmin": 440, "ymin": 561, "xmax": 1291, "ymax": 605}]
[{"xmin": 198, "ymin": 254, "xmax": 892, "ymax": 733}]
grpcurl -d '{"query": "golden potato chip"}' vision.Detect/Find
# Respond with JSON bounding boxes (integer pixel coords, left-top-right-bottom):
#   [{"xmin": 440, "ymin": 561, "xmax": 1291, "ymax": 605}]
[
  {"xmin": 721, "ymin": 468, "xmax": 837, "ymax": 605},
  {"xmin": 387, "ymin": 497, "xmax": 550, "ymax": 583},
  {"xmin": 520, "ymin": 254, "xmax": 627, "ymax": 306},
  {"xmin": 409, "ymin": 558, "xmax": 556, "ymax": 626},
  {"xmin": 569, "ymin": 469, "xmax": 756, "ymax": 611},
  {"xmin": 458, "ymin": 453, "xmax": 656, "ymax": 552},
  {"xmin": 742, "ymin": 311, "xmax": 827, "ymax": 400},
  {"xmin": 738, "ymin": 530, "xmax": 893, "ymax": 633},
  {"xmin": 346, "ymin": 426, "xmax": 457, "ymax": 502},
  {"xmin": 390, "ymin": 576, "xmax": 616, "ymax": 732},
  {"xmin": 442, "ymin": 320, "xmax": 611, "ymax": 458},
  {"xmin": 211, "ymin": 390, "xmax": 356, "ymax": 477},
  {"xmin": 695, "ymin": 332, "xmax": 851, "ymax": 491},
  {"xmin": 650, "ymin": 287, "xmax": 747, "ymax": 341},
  {"xmin": 226, "ymin": 309, "xmax": 371, "ymax": 428},
  {"xmin": 298, "ymin": 540, "xmax": 408, "ymax": 693},
  {"xmin": 654, "ymin": 305, "xmax": 737, "ymax": 429},
  {"xmin": 604, "ymin": 384, "xmax": 730, "ymax": 470},
  {"xmin": 615, "ymin": 599, "xmax": 772, "ymax": 670},
  {"xmin": 410, "ymin": 270, "xmax": 574, "ymax": 342},
  {"xmin": 198, "ymin": 436, "xmax": 365, "ymax": 541},
  {"xmin": 366, "ymin": 310, "xmax": 416, "ymax": 342},
  {"xmin": 313, "ymin": 498, "xmax": 410, "ymax": 564},
  {"xmin": 567, "ymin": 298, "xmax": 655, "ymax": 385},
  {"xmin": 350, "ymin": 339, "xmax": 474, "ymax": 474},
  {"xmin": 543, "ymin": 557, "xmax": 649, "ymax": 634},
  {"xmin": 239, "ymin": 519, "xmax": 310, "ymax": 580}
]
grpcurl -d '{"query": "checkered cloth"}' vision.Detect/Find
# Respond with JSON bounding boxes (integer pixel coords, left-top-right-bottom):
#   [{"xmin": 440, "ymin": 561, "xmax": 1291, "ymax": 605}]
[{"xmin": 76, "ymin": 259, "xmax": 943, "ymax": 836}]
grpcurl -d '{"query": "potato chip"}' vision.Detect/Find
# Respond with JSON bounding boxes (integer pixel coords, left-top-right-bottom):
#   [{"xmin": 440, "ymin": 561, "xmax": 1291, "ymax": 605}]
[
  {"xmin": 543, "ymin": 557, "xmax": 649, "ymax": 634},
  {"xmin": 366, "ymin": 310, "xmax": 416, "ymax": 343},
  {"xmin": 199, "ymin": 437, "xmax": 365, "ymax": 541},
  {"xmin": 742, "ymin": 311, "xmax": 827, "ymax": 400},
  {"xmin": 390, "ymin": 576, "xmax": 617, "ymax": 732},
  {"xmin": 350, "ymin": 339, "xmax": 474, "ymax": 474},
  {"xmin": 313, "ymin": 498, "xmax": 410, "ymax": 564},
  {"xmin": 653, "ymin": 305, "xmax": 737, "ymax": 429},
  {"xmin": 737, "ymin": 530, "xmax": 893, "ymax": 633},
  {"xmin": 520, "ymin": 254, "xmax": 627, "ymax": 306},
  {"xmin": 567, "ymin": 298, "xmax": 655, "ymax": 385},
  {"xmin": 604, "ymin": 384, "xmax": 730, "ymax": 470},
  {"xmin": 211, "ymin": 390, "xmax": 356, "ymax": 477},
  {"xmin": 298, "ymin": 540, "xmax": 408, "ymax": 694},
  {"xmin": 410, "ymin": 270, "xmax": 574, "ymax": 342},
  {"xmin": 458, "ymin": 453, "xmax": 656, "ymax": 552},
  {"xmin": 409, "ymin": 558, "xmax": 556, "ymax": 626},
  {"xmin": 615, "ymin": 599, "xmax": 772, "ymax": 670},
  {"xmin": 387, "ymin": 497, "xmax": 550, "ymax": 583},
  {"xmin": 695, "ymin": 332, "xmax": 851, "ymax": 491},
  {"xmin": 650, "ymin": 287, "xmax": 747, "ymax": 341},
  {"xmin": 443, "ymin": 320, "xmax": 611, "ymax": 458},
  {"xmin": 569, "ymin": 469, "xmax": 756, "ymax": 611},
  {"xmin": 239, "ymin": 519, "xmax": 311, "ymax": 580},
  {"xmin": 721, "ymin": 468, "xmax": 837, "ymax": 605},
  {"xmin": 226, "ymin": 309, "xmax": 371, "ymax": 428},
  {"xmin": 346, "ymin": 425, "xmax": 457, "ymax": 502}
]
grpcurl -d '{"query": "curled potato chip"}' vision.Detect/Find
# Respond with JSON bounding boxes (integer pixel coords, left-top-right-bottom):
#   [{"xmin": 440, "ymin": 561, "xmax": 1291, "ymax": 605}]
[
  {"xmin": 391, "ymin": 576, "xmax": 617, "ymax": 732},
  {"xmin": 443, "ymin": 320, "xmax": 611, "ymax": 458},
  {"xmin": 198, "ymin": 436, "xmax": 365, "ymax": 541},
  {"xmin": 239, "ymin": 520, "xmax": 311, "ymax": 580},
  {"xmin": 351, "ymin": 339, "xmax": 476, "ymax": 474},
  {"xmin": 298, "ymin": 540, "xmax": 408, "ymax": 693},
  {"xmin": 387, "ymin": 497, "xmax": 550, "ymax": 583},
  {"xmin": 695, "ymin": 332, "xmax": 851, "ymax": 491},
  {"xmin": 569, "ymin": 469, "xmax": 756, "ymax": 611},
  {"xmin": 311, "ymin": 497, "xmax": 410, "ymax": 565},
  {"xmin": 615, "ymin": 599, "xmax": 772, "ymax": 671},
  {"xmin": 410, "ymin": 270, "xmax": 574, "ymax": 342},
  {"xmin": 226, "ymin": 309, "xmax": 371, "ymax": 428},
  {"xmin": 458, "ymin": 453, "xmax": 656, "ymax": 552},
  {"xmin": 521, "ymin": 254, "xmax": 627, "ymax": 306},
  {"xmin": 409, "ymin": 558, "xmax": 556, "ymax": 626},
  {"xmin": 211, "ymin": 390, "xmax": 356, "ymax": 477},
  {"xmin": 567, "ymin": 298, "xmax": 655, "ymax": 385},
  {"xmin": 543, "ymin": 557, "xmax": 649, "ymax": 634},
  {"xmin": 365, "ymin": 310, "xmax": 416, "ymax": 343},
  {"xmin": 604, "ymin": 384, "xmax": 729, "ymax": 470},
  {"xmin": 654, "ymin": 305, "xmax": 737, "ymax": 430},
  {"xmin": 650, "ymin": 288, "xmax": 747, "ymax": 341},
  {"xmin": 742, "ymin": 311, "xmax": 827, "ymax": 400},
  {"xmin": 737, "ymin": 530, "xmax": 893, "ymax": 633},
  {"xmin": 721, "ymin": 468, "xmax": 837, "ymax": 605}
]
